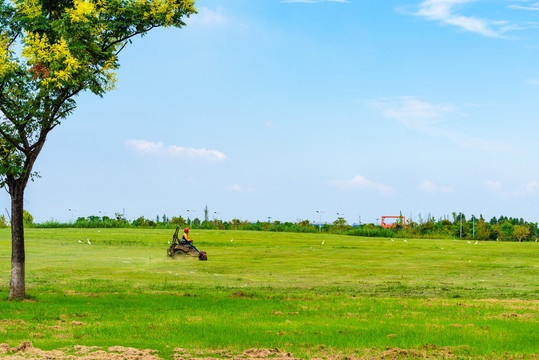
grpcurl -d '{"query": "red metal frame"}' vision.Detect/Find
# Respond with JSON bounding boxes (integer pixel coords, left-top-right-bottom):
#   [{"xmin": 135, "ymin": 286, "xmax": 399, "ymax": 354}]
[{"xmin": 380, "ymin": 216, "xmax": 406, "ymax": 228}]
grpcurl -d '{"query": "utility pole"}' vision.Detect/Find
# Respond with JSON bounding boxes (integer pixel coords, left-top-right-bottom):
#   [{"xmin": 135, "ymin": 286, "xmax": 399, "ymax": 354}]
[
  {"xmin": 460, "ymin": 213, "xmax": 462, "ymax": 239},
  {"xmin": 472, "ymin": 215, "xmax": 475, "ymax": 238},
  {"xmin": 68, "ymin": 208, "xmax": 76, "ymax": 223},
  {"xmin": 316, "ymin": 210, "xmax": 324, "ymax": 232},
  {"xmin": 214, "ymin": 212, "xmax": 219, "ymax": 229}
]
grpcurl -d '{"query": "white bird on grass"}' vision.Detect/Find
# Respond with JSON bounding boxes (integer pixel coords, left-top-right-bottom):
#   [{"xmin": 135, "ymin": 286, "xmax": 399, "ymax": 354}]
[
  {"xmin": 231, "ymin": 239, "xmax": 234, "ymax": 242},
  {"xmin": 321, "ymin": 240, "xmax": 325, "ymax": 245},
  {"xmin": 403, "ymin": 240, "xmax": 407, "ymax": 243},
  {"xmin": 391, "ymin": 239, "xmax": 394, "ymax": 242},
  {"xmin": 78, "ymin": 240, "xmax": 82, "ymax": 243},
  {"xmin": 475, "ymin": 241, "xmax": 478, "ymax": 245},
  {"xmin": 467, "ymin": 241, "xmax": 471, "ymax": 244},
  {"xmin": 87, "ymin": 239, "xmax": 91, "ymax": 245}
]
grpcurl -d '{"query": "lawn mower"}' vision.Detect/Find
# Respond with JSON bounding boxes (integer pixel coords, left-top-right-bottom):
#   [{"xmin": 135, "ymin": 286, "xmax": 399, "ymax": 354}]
[{"xmin": 167, "ymin": 226, "xmax": 207, "ymax": 260}]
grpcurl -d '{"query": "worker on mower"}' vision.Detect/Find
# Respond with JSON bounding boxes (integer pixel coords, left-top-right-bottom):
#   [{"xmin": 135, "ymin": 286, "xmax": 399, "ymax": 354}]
[{"xmin": 181, "ymin": 228, "xmax": 199, "ymax": 252}]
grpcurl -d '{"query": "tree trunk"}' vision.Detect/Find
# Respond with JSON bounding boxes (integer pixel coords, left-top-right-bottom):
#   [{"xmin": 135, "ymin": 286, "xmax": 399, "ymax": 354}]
[{"xmin": 9, "ymin": 181, "xmax": 25, "ymax": 300}]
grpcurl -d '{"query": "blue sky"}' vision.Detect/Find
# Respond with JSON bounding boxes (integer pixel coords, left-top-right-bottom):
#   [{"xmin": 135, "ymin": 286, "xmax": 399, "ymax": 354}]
[{"xmin": 4, "ymin": 0, "xmax": 539, "ymax": 225}]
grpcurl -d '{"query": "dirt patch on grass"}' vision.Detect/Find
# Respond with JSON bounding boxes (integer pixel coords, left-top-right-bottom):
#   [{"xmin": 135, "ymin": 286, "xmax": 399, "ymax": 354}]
[
  {"xmin": 0, "ymin": 342, "xmax": 536, "ymax": 360},
  {"xmin": 230, "ymin": 291, "xmax": 254, "ymax": 298},
  {"xmin": 62, "ymin": 290, "xmax": 99, "ymax": 297},
  {"xmin": 0, "ymin": 342, "xmax": 161, "ymax": 359}
]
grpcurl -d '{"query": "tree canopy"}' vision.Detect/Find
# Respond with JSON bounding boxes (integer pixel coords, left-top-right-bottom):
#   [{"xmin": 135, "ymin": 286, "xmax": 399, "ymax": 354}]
[{"xmin": 0, "ymin": 0, "xmax": 195, "ymax": 185}]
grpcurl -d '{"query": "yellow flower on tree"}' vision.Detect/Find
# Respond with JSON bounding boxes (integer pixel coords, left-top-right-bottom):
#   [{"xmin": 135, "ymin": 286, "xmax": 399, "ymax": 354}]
[
  {"xmin": 0, "ymin": 34, "xmax": 16, "ymax": 78},
  {"xmin": 22, "ymin": 33, "xmax": 82, "ymax": 87},
  {"xmin": 67, "ymin": 0, "xmax": 97, "ymax": 23},
  {"xmin": 14, "ymin": 0, "xmax": 42, "ymax": 19}
]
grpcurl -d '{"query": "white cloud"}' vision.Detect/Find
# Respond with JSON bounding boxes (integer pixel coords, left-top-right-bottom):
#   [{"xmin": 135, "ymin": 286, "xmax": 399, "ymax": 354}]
[
  {"xmin": 418, "ymin": 180, "xmax": 454, "ymax": 194},
  {"xmin": 485, "ymin": 180, "xmax": 539, "ymax": 197},
  {"xmin": 509, "ymin": 2, "xmax": 539, "ymax": 11},
  {"xmin": 462, "ymin": 103, "xmax": 501, "ymax": 108},
  {"xmin": 513, "ymin": 180, "xmax": 539, "ymax": 196},
  {"xmin": 369, "ymin": 96, "xmax": 454, "ymax": 128},
  {"xmin": 368, "ymin": 96, "xmax": 516, "ymax": 153},
  {"xmin": 228, "ymin": 184, "xmax": 256, "ymax": 192},
  {"xmin": 485, "ymin": 180, "xmax": 503, "ymax": 190},
  {"xmin": 332, "ymin": 175, "xmax": 393, "ymax": 194},
  {"xmin": 126, "ymin": 139, "xmax": 226, "ymax": 162},
  {"xmin": 187, "ymin": 7, "xmax": 227, "ymax": 26},
  {"xmin": 168, "ymin": 145, "xmax": 226, "ymax": 161},
  {"xmin": 229, "ymin": 184, "xmax": 243, "ymax": 192},
  {"xmin": 414, "ymin": 0, "xmax": 508, "ymax": 38},
  {"xmin": 526, "ymin": 180, "xmax": 538, "ymax": 193},
  {"xmin": 125, "ymin": 139, "xmax": 164, "ymax": 154}
]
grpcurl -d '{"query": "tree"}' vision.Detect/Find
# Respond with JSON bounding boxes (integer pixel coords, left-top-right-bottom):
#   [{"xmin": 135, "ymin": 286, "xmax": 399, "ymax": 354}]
[
  {"xmin": 512, "ymin": 225, "xmax": 530, "ymax": 242},
  {"xmin": 500, "ymin": 221, "xmax": 514, "ymax": 241},
  {"xmin": 333, "ymin": 217, "xmax": 349, "ymax": 233},
  {"xmin": 297, "ymin": 219, "xmax": 311, "ymax": 228},
  {"xmin": 489, "ymin": 223, "xmax": 501, "ymax": 241},
  {"xmin": 0, "ymin": 0, "xmax": 196, "ymax": 299},
  {"xmin": 417, "ymin": 213, "xmax": 435, "ymax": 235},
  {"xmin": 476, "ymin": 218, "xmax": 490, "ymax": 241},
  {"xmin": 169, "ymin": 216, "xmax": 186, "ymax": 226},
  {"xmin": 22, "ymin": 210, "xmax": 33, "ymax": 226},
  {"xmin": 231, "ymin": 218, "xmax": 242, "ymax": 230},
  {"xmin": 0, "ymin": 214, "xmax": 9, "ymax": 228}
]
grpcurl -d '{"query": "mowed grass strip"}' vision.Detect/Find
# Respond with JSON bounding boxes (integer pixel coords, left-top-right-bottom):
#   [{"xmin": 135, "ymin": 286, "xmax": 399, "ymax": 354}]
[{"xmin": 0, "ymin": 228, "xmax": 537, "ymax": 358}]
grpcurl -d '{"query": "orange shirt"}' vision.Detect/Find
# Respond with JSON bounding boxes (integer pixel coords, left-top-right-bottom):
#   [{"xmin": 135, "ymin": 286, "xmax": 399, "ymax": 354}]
[{"xmin": 182, "ymin": 232, "xmax": 191, "ymax": 242}]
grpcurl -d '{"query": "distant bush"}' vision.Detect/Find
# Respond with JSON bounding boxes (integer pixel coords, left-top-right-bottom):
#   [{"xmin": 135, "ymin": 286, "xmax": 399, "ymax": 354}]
[
  {"xmin": 346, "ymin": 227, "xmax": 396, "ymax": 238},
  {"xmin": 0, "ymin": 214, "xmax": 9, "ymax": 228},
  {"xmin": 23, "ymin": 210, "xmax": 34, "ymax": 226}
]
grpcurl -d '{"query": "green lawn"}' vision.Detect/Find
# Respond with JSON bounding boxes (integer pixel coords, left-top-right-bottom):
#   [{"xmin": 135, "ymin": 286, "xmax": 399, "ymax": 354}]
[{"xmin": 0, "ymin": 228, "xmax": 537, "ymax": 359}]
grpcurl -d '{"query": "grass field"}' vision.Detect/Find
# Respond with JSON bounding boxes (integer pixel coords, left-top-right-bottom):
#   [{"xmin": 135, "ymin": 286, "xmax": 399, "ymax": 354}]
[{"xmin": 0, "ymin": 228, "xmax": 537, "ymax": 359}]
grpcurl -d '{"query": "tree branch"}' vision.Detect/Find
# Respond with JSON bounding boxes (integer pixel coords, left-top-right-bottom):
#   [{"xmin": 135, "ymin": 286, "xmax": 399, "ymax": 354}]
[
  {"xmin": 6, "ymin": 32, "xmax": 20, "ymax": 50},
  {"xmin": 29, "ymin": 85, "xmax": 84, "ymax": 152},
  {"xmin": 102, "ymin": 25, "xmax": 159, "ymax": 53},
  {"xmin": 0, "ymin": 125, "xmax": 27, "ymax": 154},
  {"xmin": 0, "ymin": 105, "xmax": 29, "ymax": 154}
]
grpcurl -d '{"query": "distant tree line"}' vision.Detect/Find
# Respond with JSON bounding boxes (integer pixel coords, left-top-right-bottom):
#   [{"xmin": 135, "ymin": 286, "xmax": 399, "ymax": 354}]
[
  {"xmin": 10, "ymin": 210, "xmax": 538, "ymax": 242},
  {"xmin": 346, "ymin": 213, "xmax": 538, "ymax": 242}
]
